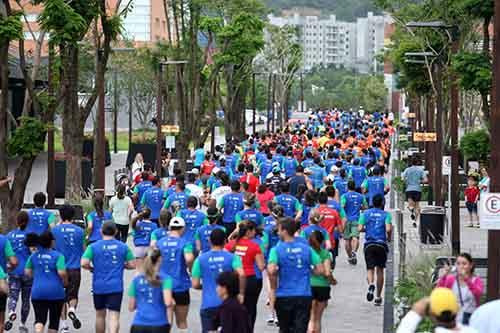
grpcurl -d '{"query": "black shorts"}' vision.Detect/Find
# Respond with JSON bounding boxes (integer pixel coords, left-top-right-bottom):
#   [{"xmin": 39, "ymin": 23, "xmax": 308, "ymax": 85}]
[
  {"xmin": 131, "ymin": 324, "xmax": 171, "ymax": 333},
  {"xmin": 93, "ymin": 292, "xmax": 123, "ymax": 312},
  {"xmin": 66, "ymin": 268, "xmax": 81, "ymax": 301},
  {"xmin": 173, "ymin": 290, "xmax": 190, "ymax": 306},
  {"xmin": 0, "ymin": 294, "xmax": 6, "ymax": 312},
  {"xmin": 32, "ymin": 299, "xmax": 64, "ymax": 331},
  {"xmin": 466, "ymin": 202, "xmax": 478, "ymax": 213},
  {"xmin": 311, "ymin": 286, "xmax": 330, "ymax": 302},
  {"xmin": 364, "ymin": 243, "xmax": 388, "ymax": 269},
  {"xmin": 406, "ymin": 191, "xmax": 421, "ymax": 202}
]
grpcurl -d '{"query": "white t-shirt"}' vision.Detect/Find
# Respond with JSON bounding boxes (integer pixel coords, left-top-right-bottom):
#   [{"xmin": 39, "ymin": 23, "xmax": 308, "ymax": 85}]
[
  {"xmin": 109, "ymin": 195, "xmax": 133, "ymax": 225},
  {"xmin": 452, "ymin": 281, "xmax": 477, "ymax": 324},
  {"xmin": 397, "ymin": 311, "xmax": 478, "ymax": 333},
  {"xmin": 211, "ymin": 186, "xmax": 232, "ymax": 204}
]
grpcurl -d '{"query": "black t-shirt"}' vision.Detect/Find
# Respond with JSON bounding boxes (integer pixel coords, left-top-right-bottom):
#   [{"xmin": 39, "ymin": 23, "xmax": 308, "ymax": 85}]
[{"xmin": 289, "ymin": 174, "xmax": 306, "ymax": 197}]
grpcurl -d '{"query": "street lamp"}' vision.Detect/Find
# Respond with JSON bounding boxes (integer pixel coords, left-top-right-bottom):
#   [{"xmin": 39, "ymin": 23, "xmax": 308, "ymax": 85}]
[{"xmin": 406, "ymin": 21, "xmax": 461, "ymax": 256}]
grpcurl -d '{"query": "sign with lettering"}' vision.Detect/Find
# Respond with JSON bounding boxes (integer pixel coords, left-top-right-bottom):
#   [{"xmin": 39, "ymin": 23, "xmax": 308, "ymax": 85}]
[
  {"xmin": 480, "ymin": 193, "xmax": 500, "ymax": 230},
  {"xmin": 161, "ymin": 125, "xmax": 180, "ymax": 134},
  {"xmin": 413, "ymin": 132, "xmax": 437, "ymax": 142}
]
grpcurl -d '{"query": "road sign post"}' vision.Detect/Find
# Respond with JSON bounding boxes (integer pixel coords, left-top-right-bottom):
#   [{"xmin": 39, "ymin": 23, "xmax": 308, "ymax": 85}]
[{"xmin": 480, "ymin": 193, "xmax": 500, "ymax": 230}]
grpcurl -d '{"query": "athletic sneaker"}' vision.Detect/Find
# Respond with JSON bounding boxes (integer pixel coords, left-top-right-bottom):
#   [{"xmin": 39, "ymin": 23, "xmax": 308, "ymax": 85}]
[
  {"xmin": 412, "ymin": 222, "xmax": 417, "ymax": 228},
  {"xmin": 351, "ymin": 252, "xmax": 357, "ymax": 265},
  {"xmin": 4, "ymin": 311, "xmax": 16, "ymax": 331},
  {"xmin": 366, "ymin": 284, "xmax": 375, "ymax": 302},
  {"xmin": 68, "ymin": 309, "xmax": 82, "ymax": 329},
  {"xmin": 266, "ymin": 313, "xmax": 277, "ymax": 326},
  {"xmin": 374, "ymin": 297, "xmax": 383, "ymax": 306},
  {"xmin": 61, "ymin": 326, "xmax": 70, "ymax": 333}
]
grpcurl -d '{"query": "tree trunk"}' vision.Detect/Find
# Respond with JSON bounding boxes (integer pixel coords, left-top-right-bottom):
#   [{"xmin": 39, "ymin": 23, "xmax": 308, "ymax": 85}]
[{"xmin": 62, "ymin": 46, "xmax": 84, "ymax": 203}]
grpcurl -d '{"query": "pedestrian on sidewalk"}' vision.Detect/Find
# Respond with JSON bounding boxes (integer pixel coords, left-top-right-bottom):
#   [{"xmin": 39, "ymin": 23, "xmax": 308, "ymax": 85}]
[
  {"xmin": 358, "ymin": 194, "xmax": 392, "ymax": 306},
  {"xmin": 396, "ymin": 288, "xmax": 477, "ymax": 333},
  {"xmin": 464, "ymin": 176, "xmax": 480, "ymax": 228},
  {"xmin": 402, "ymin": 157, "xmax": 426, "ymax": 227},
  {"xmin": 478, "ymin": 167, "xmax": 490, "ymax": 193},
  {"xmin": 437, "ymin": 253, "xmax": 484, "ymax": 325}
]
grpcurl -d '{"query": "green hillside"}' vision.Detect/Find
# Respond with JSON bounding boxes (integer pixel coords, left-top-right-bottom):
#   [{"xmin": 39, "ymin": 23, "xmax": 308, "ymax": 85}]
[{"xmin": 265, "ymin": 0, "xmax": 381, "ymax": 21}]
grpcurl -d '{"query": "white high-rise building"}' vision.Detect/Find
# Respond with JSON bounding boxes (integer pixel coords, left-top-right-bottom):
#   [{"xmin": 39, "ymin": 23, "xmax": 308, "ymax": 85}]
[{"xmin": 268, "ymin": 12, "xmax": 386, "ymax": 73}]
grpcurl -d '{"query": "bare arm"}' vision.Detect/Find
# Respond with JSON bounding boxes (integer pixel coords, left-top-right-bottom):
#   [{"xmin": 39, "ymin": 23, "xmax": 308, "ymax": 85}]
[
  {"xmin": 128, "ymin": 297, "xmax": 136, "ymax": 312},
  {"xmin": 0, "ymin": 279, "xmax": 7, "ymax": 295},
  {"xmin": 192, "ymin": 277, "xmax": 202, "ymax": 290},
  {"xmin": 125, "ymin": 259, "xmax": 136, "ymax": 270},
  {"xmin": 24, "ymin": 268, "xmax": 33, "ymax": 279},
  {"xmin": 312, "ymin": 263, "xmax": 324, "ymax": 276},
  {"xmin": 255, "ymin": 253, "xmax": 266, "ymax": 272}
]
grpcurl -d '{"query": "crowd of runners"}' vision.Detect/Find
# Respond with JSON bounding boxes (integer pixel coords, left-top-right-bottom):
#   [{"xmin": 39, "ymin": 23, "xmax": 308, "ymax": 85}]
[{"xmin": 0, "ymin": 109, "xmax": 397, "ymax": 333}]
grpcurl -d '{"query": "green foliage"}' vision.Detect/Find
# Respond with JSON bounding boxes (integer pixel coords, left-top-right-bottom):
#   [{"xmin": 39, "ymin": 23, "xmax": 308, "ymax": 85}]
[
  {"xmin": 215, "ymin": 13, "xmax": 265, "ymax": 66},
  {"xmin": 7, "ymin": 117, "xmax": 47, "ymax": 159},
  {"xmin": 459, "ymin": 129, "xmax": 490, "ymax": 162},
  {"xmin": 0, "ymin": 11, "xmax": 23, "ymax": 42},
  {"xmin": 38, "ymin": 0, "xmax": 91, "ymax": 45},
  {"xmin": 266, "ymin": 0, "xmax": 381, "ymax": 21},
  {"xmin": 460, "ymin": 0, "xmax": 494, "ymax": 20},
  {"xmin": 392, "ymin": 176, "xmax": 406, "ymax": 194},
  {"xmin": 199, "ymin": 16, "xmax": 223, "ymax": 34},
  {"xmin": 452, "ymin": 52, "xmax": 492, "ymax": 95},
  {"xmin": 107, "ymin": 15, "xmax": 124, "ymax": 41},
  {"xmin": 360, "ymin": 76, "xmax": 388, "ymax": 113}
]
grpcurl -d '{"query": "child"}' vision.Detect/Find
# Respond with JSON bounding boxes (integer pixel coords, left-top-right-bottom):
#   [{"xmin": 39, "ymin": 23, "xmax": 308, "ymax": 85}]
[{"xmin": 464, "ymin": 175, "xmax": 480, "ymax": 228}]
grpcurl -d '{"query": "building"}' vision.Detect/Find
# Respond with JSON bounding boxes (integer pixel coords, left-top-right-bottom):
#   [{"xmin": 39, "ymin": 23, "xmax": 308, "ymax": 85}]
[
  {"xmin": 268, "ymin": 12, "xmax": 386, "ymax": 73},
  {"xmin": 10, "ymin": 0, "xmax": 170, "ymax": 55}
]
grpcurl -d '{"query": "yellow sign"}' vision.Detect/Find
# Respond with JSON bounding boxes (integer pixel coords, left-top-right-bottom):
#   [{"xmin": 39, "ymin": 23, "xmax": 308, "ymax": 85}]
[
  {"xmin": 161, "ymin": 125, "xmax": 180, "ymax": 134},
  {"xmin": 413, "ymin": 132, "xmax": 437, "ymax": 142},
  {"xmin": 407, "ymin": 113, "xmax": 416, "ymax": 118}
]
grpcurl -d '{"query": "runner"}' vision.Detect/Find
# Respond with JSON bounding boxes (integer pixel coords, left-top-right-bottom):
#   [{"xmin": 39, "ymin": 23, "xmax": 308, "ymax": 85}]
[
  {"xmin": 177, "ymin": 196, "xmax": 208, "ymax": 250},
  {"xmin": 52, "ymin": 205, "xmax": 85, "ymax": 332},
  {"xmin": 225, "ymin": 221, "xmax": 265, "ymax": 331},
  {"xmin": 218, "ymin": 181, "xmax": 244, "ymax": 235},
  {"xmin": 163, "ymin": 181, "xmax": 190, "ymax": 212},
  {"xmin": 358, "ymin": 194, "xmax": 392, "ymax": 306},
  {"xmin": 26, "ymin": 192, "xmax": 56, "ymax": 235},
  {"xmin": 300, "ymin": 210, "xmax": 332, "ymax": 250},
  {"xmin": 235, "ymin": 193, "xmax": 265, "ymax": 227},
  {"xmin": 274, "ymin": 182, "xmax": 303, "ymax": 222},
  {"xmin": 128, "ymin": 248, "xmax": 173, "ymax": 333},
  {"xmin": 131, "ymin": 209, "xmax": 158, "ymax": 271},
  {"xmin": 361, "ymin": 166, "xmax": 389, "ymax": 208},
  {"xmin": 316, "ymin": 192, "xmax": 344, "ymax": 268},
  {"xmin": 25, "ymin": 231, "xmax": 66, "ymax": 333},
  {"xmin": 150, "ymin": 210, "xmax": 173, "ymax": 248},
  {"xmin": 256, "ymin": 184, "xmax": 275, "ymax": 216},
  {"xmin": 156, "ymin": 217, "xmax": 194, "ymax": 333},
  {"xmin": 81, "ymin": 222, "xmax": 135, "ymax": 333},
  {"xmin": 141, "ymin": 176, "xmax": 165, "ymax": 224},
  {"xmin": 267, "ymin": 217, "xmax": 323, "ymax": 333},
  {"xmin": 194, "ymin": 207, "xmax": 225, "ymax": 253},
  {"xmin": 240, "ymin": 164, "xmax": 260, "ymax": 194},
  {"xmin": 192, "ymin": 229, "xmax": 245, "ymax": 333},
  {"xmin": 308, "ymin": 230, "xmax": 336, "ymax": 333},
  {"xmin": 87, "ymin": 194, "xmax": 113, "ymax": 244},
  {"xmin": 133, "ymin": 171, "xmax": 153, "ymax": 212},
  {"xmin": 109, "ymin": 184, "xmax": 134, "ymax": 243},
  {"xmin": 402, "ymin": 157, "xmax": 427, "ymax": 227},
  {"xmin": 5, "ymin": 212, "xmax": 30, "ymax": 333},
  {"xmin": 300, "ymin": 190, "xmax": 317, "ymax": 228},
  {"xmin": 341, "ymin": 180, "xmax": 367, "ymax": 265}
]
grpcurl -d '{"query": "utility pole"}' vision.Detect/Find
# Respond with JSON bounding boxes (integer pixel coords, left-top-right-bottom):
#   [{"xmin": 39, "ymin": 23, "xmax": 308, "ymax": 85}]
[
  {"xmin": 450, "ymin": 36, "xmax": 460, "ymax": 255},
  {"xmin": 252, "ymin": 73, "xmax": 256, "ymax": 135},
  {"xmin": 95, "ymin": 49, "xmax": 106, "ymax": 192},
  {"xmin": 271, "ymin": 74, "xmax": 276, "ymax": 132},
  {"xmin": 487, "ymin": 0, "xmax": 500, "ymax": 301},
  {"xmin": 266, "ymin": 73, "xmax": 272, "ymax": 133},
  {"xmin": 155, "ymin": 64, "xmax": 164, "ymax": 176},
  {"xmin": 113, "ymin": 70, "xmax": 118, "ymax": 154},
  {"xmin": 434, "ymin": 63, "xmax": 443, "ymax": 206},
  {"xmin": 47, "ymin": 41, "xmax": 55, "ymax": 207},
  {"xmin": 300, "ymin": 72, "xmax": 304, "ymax": 113}
]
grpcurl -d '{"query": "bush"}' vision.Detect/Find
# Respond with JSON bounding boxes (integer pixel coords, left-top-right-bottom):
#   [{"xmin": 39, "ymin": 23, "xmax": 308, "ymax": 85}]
[{"xmin": 459, "ymin": 129, "xmax": 490, "ymax": 163}]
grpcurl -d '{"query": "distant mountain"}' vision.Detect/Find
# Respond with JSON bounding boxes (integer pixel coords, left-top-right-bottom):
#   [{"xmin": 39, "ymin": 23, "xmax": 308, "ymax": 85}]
[{"xmin": 265, "ymin": 0, "xmax": 382, "ymax": 22}]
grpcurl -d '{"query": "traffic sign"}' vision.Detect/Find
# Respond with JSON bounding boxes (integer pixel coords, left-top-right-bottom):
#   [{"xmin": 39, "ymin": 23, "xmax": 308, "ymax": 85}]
[
  {"xmin": 480, "ymin": 193, "xmax": 500, "ymax": 230},
  {"xmin": 442, "ymin": 156, "xmax": 451, "ymax": 176},
  {"xmin": 413, "ymin": 132, "xmax": 437, "ymax": 142},
  {"xmin": 161, "ymin": 125, "xmax": 180, "ymax": 134}
]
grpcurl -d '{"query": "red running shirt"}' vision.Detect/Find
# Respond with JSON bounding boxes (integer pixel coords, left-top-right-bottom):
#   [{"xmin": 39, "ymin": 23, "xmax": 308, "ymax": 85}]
[{"xmin": 225, "ymin": 238, "xmax": 262, "ymax": 276}]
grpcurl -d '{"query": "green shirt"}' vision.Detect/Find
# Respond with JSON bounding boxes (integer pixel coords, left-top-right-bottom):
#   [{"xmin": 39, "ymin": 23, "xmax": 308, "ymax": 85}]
[
  {"xmin": 358, "ymin": 212, "xmax": 392, "ymax": 225},
  {"xmin": 0, "ymin": 267, "xmax": 6, "ymax": 280},
  {"xmin": 310, "ymin": 248, "xmax": 331, "ymax": 287},
  {"xmin": 4, "ymin": 240, "xmax": 15, "ymax": 258}
]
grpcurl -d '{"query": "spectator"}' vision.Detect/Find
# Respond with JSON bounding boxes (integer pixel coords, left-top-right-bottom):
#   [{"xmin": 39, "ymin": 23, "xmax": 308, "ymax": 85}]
[
  {"xmin": 464, "ymin": 176, "xmax": 480, "ymax": 228},
  {"xmin": 109, "ymin": 184, "xmax": 134, "ymax": 243},
  {"xmin": 478, "ymin": 167, "xmax": 490, "ymax": 193}
]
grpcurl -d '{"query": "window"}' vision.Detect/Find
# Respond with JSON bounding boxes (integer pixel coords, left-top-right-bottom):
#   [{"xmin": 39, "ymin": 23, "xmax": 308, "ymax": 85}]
[
  {"xmin": 120, "ymin": 0, "xmax": 151, "ymax": 41},
  {"xmin": 25, "ymin": 13, "xmax": 38, "ymax": 22}
]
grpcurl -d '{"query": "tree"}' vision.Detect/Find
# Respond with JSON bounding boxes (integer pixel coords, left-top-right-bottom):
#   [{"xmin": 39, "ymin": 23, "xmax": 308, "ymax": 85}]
[
  {"xmin": 359, "ymin": 75, "xmax": 388, "ymax": 113},
  {"xmin": 459, "ymin": 129, "xmax": 490, "ymax": 163}
]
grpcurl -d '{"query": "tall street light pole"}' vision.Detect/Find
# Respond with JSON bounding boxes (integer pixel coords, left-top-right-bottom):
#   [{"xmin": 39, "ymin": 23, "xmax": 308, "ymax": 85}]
[
  {"xmin": 252, "ymin": 73, "xmax": 256, "ymax": 135},
  {"xmin": 95, "ymin": 49, "xmax": 106, "ymax": 192},
  {"xmin": 271, "ymin": 73, "xmax": 276, "ymax": 132},
  {"xmin": 487, "ymin": 0, "xmax": 500, "ymax": 301},
  {"xmin": 155, "ymin": 63, "xmax": 164, "ymax": 176},
  {"xmin": 300, "ymin": 72, "xmax": 304, "ymax": 113}
]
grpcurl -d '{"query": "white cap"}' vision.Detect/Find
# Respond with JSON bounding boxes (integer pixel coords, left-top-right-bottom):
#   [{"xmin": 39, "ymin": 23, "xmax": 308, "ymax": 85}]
[
  {"xmin": 191, "ymin": 168, "xmax": 200, "ymax": 175},
  {"xmin": 330, "ymin": 165, "xmax": 339, "ymax": 173},
  {"xmin": 212, "ymin": 167, "xmax": 220, "ymax": 175},
  {"xmin": 170, "ymin": 217, "xmax": 186, "ymax": 228}
]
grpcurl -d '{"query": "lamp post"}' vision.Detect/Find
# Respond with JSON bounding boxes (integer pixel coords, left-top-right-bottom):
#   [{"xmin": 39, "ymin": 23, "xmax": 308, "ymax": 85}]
[
  {"xmin": 406, "ymin": 21, "xmax": 461, "ymax": 255},
  {"xmin": 487, "ymin": 0, "xmax": 500, "ymax": 301},
  {"xmin": 252, "ymin": 73, "xmax": 256, "ymax": 135}
]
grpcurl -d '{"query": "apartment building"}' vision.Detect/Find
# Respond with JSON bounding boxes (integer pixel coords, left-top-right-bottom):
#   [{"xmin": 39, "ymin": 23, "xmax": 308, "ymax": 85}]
[{"xmin": 268, "ymin": 12, "xmax": 386, "ymax": 73}]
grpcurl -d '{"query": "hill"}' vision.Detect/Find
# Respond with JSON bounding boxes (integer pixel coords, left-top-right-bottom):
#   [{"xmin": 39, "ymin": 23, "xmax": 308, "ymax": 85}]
[{"xmin": 265, "ymin": 0, "xmax": 381, "ymax": 21}]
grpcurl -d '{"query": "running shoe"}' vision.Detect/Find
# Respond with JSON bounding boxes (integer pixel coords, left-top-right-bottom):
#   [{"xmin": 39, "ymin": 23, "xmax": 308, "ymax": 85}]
[
  {"xmin": 68, "ymin": 310, "xmax": 82, "ymax": 329},
  {"xmin": 351, "ymin": 252, "xmax": 357, "ymax": 265},
  {"xmin": 412, "ymin": 222, "xmax": 417, "ymax": 228},
  {"xmin": 266, "ymin": 314, "xmax": 277, "ymax": 326},
  {"xmin": 4, "ymin": 311, "xmax": 16, "ymax": 331},
  {"xmin": 366, "ymin": 284, "xmax": 375, "ymax": 302},
  {"xmin": 60, "ymin": 326, "xmax": 70, "ymax": 333},
  {"xmin": 374, "ymin": 297, "xmax": 383, "ymax": 306}
]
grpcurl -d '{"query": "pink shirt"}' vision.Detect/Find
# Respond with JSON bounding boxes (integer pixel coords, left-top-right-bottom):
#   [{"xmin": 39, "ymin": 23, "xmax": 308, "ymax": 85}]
[
  {"xmin": 437, "ymin": 274, "xmax": 484, "ymax": 306},
  {"xmin": 256, "ymin": 190, "xmax": 275, "ymax": 215}
]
